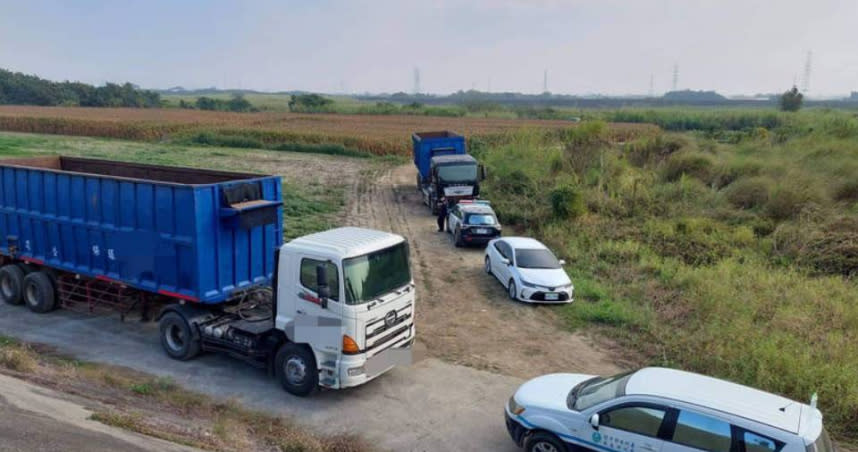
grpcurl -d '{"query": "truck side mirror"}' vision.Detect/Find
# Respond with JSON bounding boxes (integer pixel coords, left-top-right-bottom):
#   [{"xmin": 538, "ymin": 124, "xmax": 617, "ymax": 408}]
[
  {"xmin": 479, "ymin": 165, "xmax": 486, "ymax": 181},
  {"xmin": 316, "ymin": 264, "xmax": 330, "ymax": 309},
  {"xmin": 589, "ymin": 413, "xmax": 600, "ymax": 429}
]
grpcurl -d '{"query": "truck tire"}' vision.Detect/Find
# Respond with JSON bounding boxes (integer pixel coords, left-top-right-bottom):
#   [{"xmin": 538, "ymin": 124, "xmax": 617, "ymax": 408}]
[
  {"xmin": 0, "ymin": 265, "xmax": 25, "ymax": 306},
  {"xmin": 275, "ymin": 343, "xmax": 318, "ymax": 397},
  {"xmin": 524, "ymin": 431, "xmax": 568, "ymax": 452},
  {"xmin": 23, "ymin": 272, "xmax": 56, "ymax": 313},
  {"xmin": 159, "ymin": 312, "xmax": 201, "ymax": 361}
]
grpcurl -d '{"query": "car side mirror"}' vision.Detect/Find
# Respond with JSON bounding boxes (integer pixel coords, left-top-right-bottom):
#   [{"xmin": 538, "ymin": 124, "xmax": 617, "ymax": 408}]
[
  {"xmin": 589, "ymin": 413, "xmax": 600, "ymax": 429},
  {"xmin": 316, "ymin": 264, "xmax": 330, "ymax": 309},
  {"xmin": 501, "ymin": 257, "xmax": 511, "ymax": 266},
  {"xmin": 559, "ymin": 259, "xmax": 566, "ymax": 266}
]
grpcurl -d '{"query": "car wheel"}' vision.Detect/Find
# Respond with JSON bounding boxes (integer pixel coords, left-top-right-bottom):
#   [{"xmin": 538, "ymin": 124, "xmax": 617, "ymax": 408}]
[
  {"xmin": 275, "ymin": 343, "xmax": 318, "ymax": 397},
  {"xmin": 484, "ymin": 256, "xmax": 492, "ymax": 275},
  {"xmin": 454, "ymin": 229, "xmax": 463, "ymax": 247},
  {"xmin": 23, "ymin": 271, "xmax": 56, "ymax": 313},
  {"xmin": 0, "ymin": 265, "xmax": 25, "ymax": 305},
  {"xmin": 159, "ymin": 312, "xmax": 201, "ymax": 361},
  {"xmin": 508, "ymin": 280, "xmax": 518, "ymax": 300},
  {"xmin": 524, "ymin": 432, "xmax": 567, "ymax": 452}
]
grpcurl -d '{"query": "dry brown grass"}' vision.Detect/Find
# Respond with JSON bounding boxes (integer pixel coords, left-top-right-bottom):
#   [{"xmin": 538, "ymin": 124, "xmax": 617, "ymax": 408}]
[
  {"xmin": 0, "ymin": 336, "xmax": 371, "ymax": 452},
  {"xmin": 0, "ymin": 106, "xmax": 657, "ymax": 155}
]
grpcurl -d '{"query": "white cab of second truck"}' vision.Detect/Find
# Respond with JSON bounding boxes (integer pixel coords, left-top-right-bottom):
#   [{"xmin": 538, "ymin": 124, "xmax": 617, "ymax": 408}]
[{"xmin": 276, "ymin": 227, "xmax": 415, "ymax": 392}]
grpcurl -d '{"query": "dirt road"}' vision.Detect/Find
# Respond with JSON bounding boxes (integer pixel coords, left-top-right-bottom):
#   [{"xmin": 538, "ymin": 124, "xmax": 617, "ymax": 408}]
[
  {"xmin": 0, "ymin": 373, "xmax": 197, "ymax": 452},
  {"xmin": 0, "ymin": 160, "xmax": 622, "ymax": 451}
]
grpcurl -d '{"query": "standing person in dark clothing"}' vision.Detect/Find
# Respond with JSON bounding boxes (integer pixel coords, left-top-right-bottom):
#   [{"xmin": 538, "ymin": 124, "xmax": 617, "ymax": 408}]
[{"xmin": 437, "ymin": 197, "xmax": 448, "ymax": 232}]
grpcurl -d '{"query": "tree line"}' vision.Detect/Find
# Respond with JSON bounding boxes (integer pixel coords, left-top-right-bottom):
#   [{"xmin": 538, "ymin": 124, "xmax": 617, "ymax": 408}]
[{"xmin": 0, "ymin": 68, "xmax": 160, "ymax": 108}]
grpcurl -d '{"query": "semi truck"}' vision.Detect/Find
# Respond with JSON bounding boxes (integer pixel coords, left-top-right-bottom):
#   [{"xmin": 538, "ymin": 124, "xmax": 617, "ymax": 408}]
[
  {"xmin": 0, "ymin": 156, "xmax": 415, "ymax": 396},
  {"xmin": 412, "ymin": 131, "xmax": 485, "ymax": 214}
]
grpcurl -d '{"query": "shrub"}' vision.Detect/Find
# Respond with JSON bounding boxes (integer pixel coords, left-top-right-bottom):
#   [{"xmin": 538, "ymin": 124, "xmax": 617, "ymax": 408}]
[
  {"xmin": 550, "ymin": 184, "xmax": 585, "ymax": 220},
  {"xmin": 765, "ymin": 185, "xmax": 824, "ymax": 221},
  {"xmin": 726, "ymin": 176, "xmax": 773, "ymax": 209},
  {"xmin": 624, "ymin": 134, "xmax": 687, "ymax": 167},
  {"xmin": 834, "ymin": 180, "xmax": 858, "ymax": 202},
  {"xmin": 663, "ymin": 152, "xmax": 714, "ymax": 183}
]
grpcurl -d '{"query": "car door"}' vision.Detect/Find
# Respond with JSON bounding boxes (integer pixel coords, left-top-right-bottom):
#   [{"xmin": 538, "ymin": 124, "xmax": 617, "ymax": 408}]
[
  {"xmin": 448, "ymin": 205, "xmax": 460, "ymax": 234},
  {"xmin": 661, "ymin": 409, "xmax": 734, "ymax": 452},
  {"xmin": 594, "ymin": 403, "xmax": 670, "ymax": 452},
  {"xmin": 495, "ymin": 241, "xmax": 513, "ymax": 285}
]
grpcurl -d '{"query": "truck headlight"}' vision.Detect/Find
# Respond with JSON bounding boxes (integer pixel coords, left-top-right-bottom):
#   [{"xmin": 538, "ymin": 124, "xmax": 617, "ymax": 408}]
[
  {"xmin": 348, "ymin": 366, "xmax": 365, "ymax": 376},
  {"xmin": 508, "ymin": 396, "xmax": 526, "ymax": 415}
]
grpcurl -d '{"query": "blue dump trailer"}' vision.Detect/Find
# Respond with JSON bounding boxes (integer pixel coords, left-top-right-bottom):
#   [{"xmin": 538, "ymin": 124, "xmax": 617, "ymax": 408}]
[
  {"xmin": 0, "ymin": 156, "xmax": 417, "ymax": 396},
  {"xmin": 412, "ymin": 131, "xmax": 483, "ymax": 214},
  {"xmin": 0, "ymin": 156, "xmax": 282, "ymax": 306}
]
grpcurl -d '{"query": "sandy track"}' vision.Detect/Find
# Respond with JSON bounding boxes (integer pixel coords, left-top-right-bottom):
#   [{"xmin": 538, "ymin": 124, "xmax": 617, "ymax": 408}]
[{"xmin": 347, "ymin": 164, "xmax": 621, "ymax": 378}]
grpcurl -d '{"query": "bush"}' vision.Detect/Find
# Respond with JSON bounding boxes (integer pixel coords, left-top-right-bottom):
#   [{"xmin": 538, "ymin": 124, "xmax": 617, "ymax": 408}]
[
  {"xmin": 663, "ymin": 152, "xmax": 714, "ymax": 183},
  {"xmin": 834, "ymin": 180, "xmax": 858, "ymax": 202},
  {"xmin": 726, "ymin": 176, "xmax": 773, "ymax": 209},
  {"xmin": 624, "ymin": 134, "xmax": 687, "ymax": 167},
  {"xmin": 765, "ymin": 185, "xmax": 824, "ymax": 221},
  {"xmin": 550, "ymin": 184, "xmax": 585, "ymax": 220}
]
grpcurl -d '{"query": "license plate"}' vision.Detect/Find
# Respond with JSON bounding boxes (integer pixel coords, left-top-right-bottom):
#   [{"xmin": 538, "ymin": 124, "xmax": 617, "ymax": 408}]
[
  {"xmin": 544, "ymin": 293, "xmax": 559, "ymax": 301},
  {"xmin": 474, "ymin": 228, "xmax": 489, "ymax": 234}
]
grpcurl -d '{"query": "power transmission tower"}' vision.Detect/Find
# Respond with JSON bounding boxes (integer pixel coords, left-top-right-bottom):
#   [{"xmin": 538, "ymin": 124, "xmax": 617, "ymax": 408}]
[
  {"xmin": 413, "ymin": 67, "xmax": 421, "ymax": 94},
  {"xmin": 802, "ymin": 51, "xmax": 812, "ymax": 92},
  {"xmin": 543, "ymin": 69, "xmax": 548, "ymax": 93},
  {"xmin": 648, "ymin": 74, "xmax": 655, "ymax": 97},
  {"xmin": 671, "ymin": 64, "xmax": 679, "ymax": 92}
]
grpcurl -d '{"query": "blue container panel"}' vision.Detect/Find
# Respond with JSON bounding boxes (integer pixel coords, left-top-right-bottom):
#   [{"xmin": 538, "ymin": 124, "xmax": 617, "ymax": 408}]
[
  {"xmin": 412, "ymin": 132, "xmax": 467, "ymax": 180},
  {"xmin": 0, "ymin": 159, "xmax": 283, "ymax": 305}
]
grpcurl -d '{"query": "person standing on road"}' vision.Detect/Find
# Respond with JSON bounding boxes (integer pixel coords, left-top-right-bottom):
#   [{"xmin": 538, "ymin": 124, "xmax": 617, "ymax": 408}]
[{"xmin": 437, "ymin": 197, "xmax": 448, "ymax": 232}]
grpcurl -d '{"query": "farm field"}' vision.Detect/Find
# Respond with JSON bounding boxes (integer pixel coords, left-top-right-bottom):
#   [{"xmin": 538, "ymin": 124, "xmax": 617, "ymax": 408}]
[{"xmin": 0, "ymin": 105, "xmax": 657, "ymax": 155}]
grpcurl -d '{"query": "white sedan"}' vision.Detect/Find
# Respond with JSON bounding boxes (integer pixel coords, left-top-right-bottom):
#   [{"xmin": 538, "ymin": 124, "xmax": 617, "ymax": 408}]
[{"xmin": 484, "ymin": 237, "xmax": 573, "ymax": 303}]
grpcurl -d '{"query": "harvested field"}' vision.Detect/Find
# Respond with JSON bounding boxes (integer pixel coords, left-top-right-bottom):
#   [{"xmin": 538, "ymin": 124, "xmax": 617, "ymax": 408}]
[{"xmin": 0, "ymin": 106, "xmax": 658, "ymax": 155}]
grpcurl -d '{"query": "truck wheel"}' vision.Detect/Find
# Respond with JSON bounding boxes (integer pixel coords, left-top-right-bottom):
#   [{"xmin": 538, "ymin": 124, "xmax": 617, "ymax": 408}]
[
  {"xmin": 275, "ymin": 343, "xmax": 318, "ymax": 397},
  {"xmin": 0, "ymin": 265, "xmax": 25, "ymax": 306},
  {"xmin": 23, "ymin": 272, "xmax": 56, "ymax": 313},
  {"xmin": 159, "ymin": 312, "xmax": 201, "ymax": 361},
  {"xmin": 524, "ymin": 432, "xmax": 567, "ymax": 452}
]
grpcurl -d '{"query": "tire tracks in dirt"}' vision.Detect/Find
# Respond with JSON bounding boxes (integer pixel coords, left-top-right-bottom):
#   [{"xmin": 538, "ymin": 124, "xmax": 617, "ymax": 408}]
[{"xmin": 347, "ymin": 163, "xmax": 623, "ymax": 379}]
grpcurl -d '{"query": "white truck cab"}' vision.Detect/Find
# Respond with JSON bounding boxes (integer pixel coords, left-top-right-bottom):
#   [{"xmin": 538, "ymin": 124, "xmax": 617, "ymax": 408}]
[
  {"xmin": 159, "ymin": 226, "xmax": 415, "ymax": 397},
  {"xmin": 505, "ymin": 367, "xmax": 833, "ymax": 452},
  {"xmin": 275, "ymin": 227, "xmax": 415, "ymax": 393}
]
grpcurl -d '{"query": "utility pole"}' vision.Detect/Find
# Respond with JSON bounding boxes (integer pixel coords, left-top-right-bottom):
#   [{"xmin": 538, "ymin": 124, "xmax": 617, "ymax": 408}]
[
  {"xmin": 672, "ymin": 64, "xmax": 679, "ymax": 92},
  {"xmin": 802, "ymin": 51, "xmax": 812, "ymax": 92},
  {"xmin": 543, "ymin": 69, "xmax": 548, "ymax": 93}
]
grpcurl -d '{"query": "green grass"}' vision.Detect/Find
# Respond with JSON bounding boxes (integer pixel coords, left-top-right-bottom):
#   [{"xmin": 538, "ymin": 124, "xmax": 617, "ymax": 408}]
[{"xmin": 479, "ymin": 111, "xmax": 858, "ymax": 440}]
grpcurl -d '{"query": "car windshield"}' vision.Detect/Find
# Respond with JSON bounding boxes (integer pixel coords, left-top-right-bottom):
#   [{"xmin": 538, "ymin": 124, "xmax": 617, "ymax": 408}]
[
  {"xmin": 343, "ymin": 242, "xmax": 411, "ymax": 305},
  {"xmin": 437, "ymin": 164, "xmax": 478, "ymax": 183},
  {"xmin": 467, "ymin": 214, "xmax": 496, "ymax": 225},
  {"xmin": 515, "ymin": 248, "xmax": 560, "ymax": 269},
  {"xmin": 568, "ymin": 371, "xmax": 633, "ymax": 411}
]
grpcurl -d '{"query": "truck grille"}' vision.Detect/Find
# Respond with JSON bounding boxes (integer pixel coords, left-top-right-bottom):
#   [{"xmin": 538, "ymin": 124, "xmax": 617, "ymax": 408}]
[{"xmin": 365, "ymin": 303, "xmax": 413, "ymax": 349}]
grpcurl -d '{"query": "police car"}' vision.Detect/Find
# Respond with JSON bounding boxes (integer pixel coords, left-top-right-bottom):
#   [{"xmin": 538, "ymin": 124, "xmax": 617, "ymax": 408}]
[
  {"xmin": 446, "ymin": 200, "xmax": 501, "ymax": 247},
  {"xmin": 505, "ymin": 367, "xmax": 833, "ymax": 452}
]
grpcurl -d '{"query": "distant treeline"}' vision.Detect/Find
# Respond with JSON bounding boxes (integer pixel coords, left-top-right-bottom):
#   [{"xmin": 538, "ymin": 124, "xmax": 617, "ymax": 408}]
[
  {"xmin": 359, "ymin": 89, "xmax": 858, "ymax": 109},
  {"xmin": 178, "ymin": 95, "xmax": 256, "ymax": 112},
  {"xmin": 0, "ymin": 69, "xmax": 160, "ymax": 107}
]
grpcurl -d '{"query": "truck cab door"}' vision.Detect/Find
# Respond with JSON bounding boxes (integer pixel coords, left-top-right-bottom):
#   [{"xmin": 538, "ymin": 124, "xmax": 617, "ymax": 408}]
[{"xmin": 292, "ymin": 255, "xmax": 344, "ymax": 354}]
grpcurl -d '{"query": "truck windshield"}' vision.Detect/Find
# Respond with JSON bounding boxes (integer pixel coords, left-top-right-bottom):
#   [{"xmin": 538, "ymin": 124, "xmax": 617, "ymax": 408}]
[
  {"xmin": 437, "ymin": 164, "xmax": 478, "ymax": 183},
  {"xmin": 568, "ymin": 371, "xmax": 633, "ymax": 411},
  {"xmin": 343, "ymin": 242, "xmax": 411, "ymax": 305}
]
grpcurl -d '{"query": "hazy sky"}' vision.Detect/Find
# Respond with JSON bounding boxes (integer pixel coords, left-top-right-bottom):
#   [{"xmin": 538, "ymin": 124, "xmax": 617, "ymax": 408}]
[{"xmin": 1, "ymin": 0, "xmax": 856, "ymax": 96}]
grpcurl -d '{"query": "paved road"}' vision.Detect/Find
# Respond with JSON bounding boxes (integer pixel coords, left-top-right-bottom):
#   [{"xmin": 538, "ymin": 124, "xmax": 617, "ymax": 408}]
[
  {"xmin": 0, "ymin": 305, "xmax": 523, "ymax": 451},
  {"xmin": 0, "ymin": 373, "xmax": 196, "ymax": 452}
]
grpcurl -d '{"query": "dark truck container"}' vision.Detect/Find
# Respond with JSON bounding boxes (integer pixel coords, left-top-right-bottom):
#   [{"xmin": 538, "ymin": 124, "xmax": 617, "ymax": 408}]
[{"xmin": 412, "ymin": 131, "xmax": 484, "ymax": 214}]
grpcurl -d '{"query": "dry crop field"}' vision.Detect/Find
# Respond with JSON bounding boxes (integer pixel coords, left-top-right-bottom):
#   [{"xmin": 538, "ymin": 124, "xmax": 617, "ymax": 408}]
[{"xmin": 0, "ymin": 106, "xmax": 657, "ymax": 155}]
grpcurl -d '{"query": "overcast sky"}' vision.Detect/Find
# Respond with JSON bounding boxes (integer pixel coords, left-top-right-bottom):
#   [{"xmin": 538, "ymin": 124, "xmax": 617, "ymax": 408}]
[{"xmin": 1, "ymin": 0, "xmax": 856, "ymax": 96}]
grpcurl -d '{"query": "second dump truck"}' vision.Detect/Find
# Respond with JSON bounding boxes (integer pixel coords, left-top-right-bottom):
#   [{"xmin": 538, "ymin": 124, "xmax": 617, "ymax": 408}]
[
  {"xmin": 412, "ymin": 131, "xmax": 485, "ymax": 214},
  {"xmin": 0, "ymin": 156, "xmax": 415, "ymax": 396}
]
